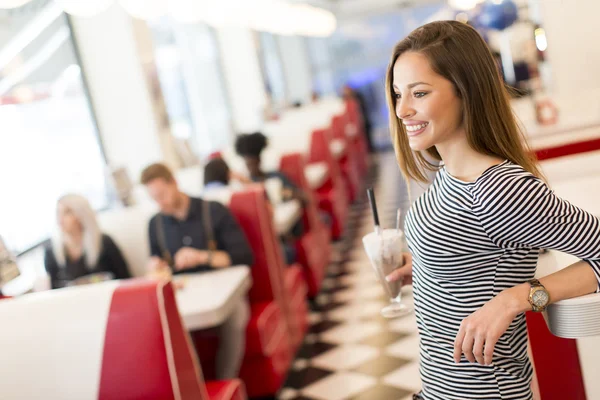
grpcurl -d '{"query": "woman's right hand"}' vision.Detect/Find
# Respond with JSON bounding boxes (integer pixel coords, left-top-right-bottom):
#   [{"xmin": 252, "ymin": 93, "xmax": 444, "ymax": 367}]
[{"xmin": 386, "ymin": 252, "xmax": 413, "ymax": 286}]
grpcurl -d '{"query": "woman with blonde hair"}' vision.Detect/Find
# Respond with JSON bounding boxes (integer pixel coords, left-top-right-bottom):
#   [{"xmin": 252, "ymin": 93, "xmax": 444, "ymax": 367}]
[
  {"xmin": 44, "ymin": 194, "xmax": 131, "ymax": 289},
  {"xmin": 385, "ymin": 21, "xmax": 600, "ymax": 399}
]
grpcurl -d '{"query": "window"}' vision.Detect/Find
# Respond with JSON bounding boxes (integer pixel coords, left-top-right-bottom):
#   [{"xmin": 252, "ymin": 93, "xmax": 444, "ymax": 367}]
[
  {"xmin": 0, "ymin": 4, "xmax": 109, "ymax": 255},
  {"xmin": 257, "ymin": 32, "xmax": 287, "ymax": 108},
  {"xmin": 150, "ymin": 19, "xmax": 233, "ymax": 157}
]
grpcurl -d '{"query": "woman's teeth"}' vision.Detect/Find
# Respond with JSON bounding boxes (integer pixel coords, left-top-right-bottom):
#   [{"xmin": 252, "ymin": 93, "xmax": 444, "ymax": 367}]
[{"xmin": 405, "ymin": 123, "xmax": 428, "ymax": 132}]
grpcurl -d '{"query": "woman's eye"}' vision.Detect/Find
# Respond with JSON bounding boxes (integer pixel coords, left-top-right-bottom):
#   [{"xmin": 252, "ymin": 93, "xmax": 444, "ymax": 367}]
[
  {"xmin": 414, "ymin": 91, "xmax": 428, "ymax": 98},
  {"xmin": 394, "ymin": 93, "xmax": 401, "ymax": 99}
]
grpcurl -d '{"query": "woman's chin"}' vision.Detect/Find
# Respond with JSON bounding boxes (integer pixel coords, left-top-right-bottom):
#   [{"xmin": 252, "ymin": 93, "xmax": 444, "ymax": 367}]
[{"xmin": 408, "ymin": 136, "xmax": 432, "ymax": 152}]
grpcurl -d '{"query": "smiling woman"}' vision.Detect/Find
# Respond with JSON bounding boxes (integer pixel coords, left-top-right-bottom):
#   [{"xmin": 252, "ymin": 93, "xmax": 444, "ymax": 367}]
[{"xmin": 383, "ymin": 21, "xmax": 600, "ymax": 400}]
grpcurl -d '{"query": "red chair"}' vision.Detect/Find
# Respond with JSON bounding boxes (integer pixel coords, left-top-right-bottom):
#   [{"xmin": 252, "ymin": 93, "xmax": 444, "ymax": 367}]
[
  {"xmin": 309, "ymin": 128, "xmax": 350, "ymax": 240},
  {"xmin": 193, "ymin": 186, "xmax": 308, "ymax": 398},
  {"xmin": 0, "ymin": 280, "xmax": 246, "ymax": 400},
  {"xmin": 331, "ymin": 114, "xmax": 362, "ymax": 202},
  {"xmin": 280, "ymin": 152, "xmax": 331, "ymax": 297}
]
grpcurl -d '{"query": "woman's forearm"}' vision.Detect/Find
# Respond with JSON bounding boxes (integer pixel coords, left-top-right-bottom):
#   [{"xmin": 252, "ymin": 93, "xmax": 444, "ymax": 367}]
[{"xmin": 503, "ymin": 260, "xmax": 598, "ymax": 315}]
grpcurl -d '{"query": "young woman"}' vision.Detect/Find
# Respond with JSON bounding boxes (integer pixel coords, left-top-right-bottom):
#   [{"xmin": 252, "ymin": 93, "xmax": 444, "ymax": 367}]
[
  {"xmin": 385, "ymin": 21, "xmax": 600, "ymax": 399},
  {"xmin": 45, "ymin": 194, "xmax": 131, "ymax": 289}
]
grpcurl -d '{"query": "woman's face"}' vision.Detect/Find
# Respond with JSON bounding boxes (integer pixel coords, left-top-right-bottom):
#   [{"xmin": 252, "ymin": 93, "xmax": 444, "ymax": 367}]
[
  {"xmin": 57, "ymin": 203, "xmax": 82, "ymax": 235},
  {"xmin": 392, "ymin": 51, "xmax": 464, "ymax": 152}
]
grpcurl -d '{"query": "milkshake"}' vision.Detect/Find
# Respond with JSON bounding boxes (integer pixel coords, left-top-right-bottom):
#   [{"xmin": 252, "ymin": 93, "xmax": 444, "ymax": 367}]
[{"xmin": 363, "ymin": 228, "xmax": 411, "ymax": 318}]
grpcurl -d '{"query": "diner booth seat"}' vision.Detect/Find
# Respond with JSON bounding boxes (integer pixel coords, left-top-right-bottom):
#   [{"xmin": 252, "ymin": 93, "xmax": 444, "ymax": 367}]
[
  {"xmin": 193, "ymin": 186, "xmax": 309, "ymax": 398},
  {"xmin": 331, "ymin": 114, "xmax": 361, "ymax": 203},
  {"xmin": 100, "ymin": 181, "xmax": 309, "ymax": 397},
  {"xmin": 344, "ymin": 98, "xmax": 370, "ymax": 177},
  {"xmin": 309, "ymin": 128, "xmax": 350, "ymax": 240},
  {"xmin": 0, "ymin": 279, "xmax": 247, "ymax": 400},
  {"xmin": 279, "ymin": 152, "xmax": 331, "ymax": 297}
]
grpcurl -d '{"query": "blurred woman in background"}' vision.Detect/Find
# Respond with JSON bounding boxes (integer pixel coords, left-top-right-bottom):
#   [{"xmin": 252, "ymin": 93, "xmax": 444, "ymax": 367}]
[
  {"xmin": 44, "ymin": 194, "xmax": 131, "ymax": 289},
  {"xmin": 234, "ymin": 132, "xmax": 308, "ymax": 205}
]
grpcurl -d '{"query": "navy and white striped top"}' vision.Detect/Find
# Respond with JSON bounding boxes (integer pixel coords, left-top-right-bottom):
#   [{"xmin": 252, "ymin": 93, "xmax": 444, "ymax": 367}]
[{"xmin": 405, "ymin": 160, "xmax": 600, "ymax": 399}]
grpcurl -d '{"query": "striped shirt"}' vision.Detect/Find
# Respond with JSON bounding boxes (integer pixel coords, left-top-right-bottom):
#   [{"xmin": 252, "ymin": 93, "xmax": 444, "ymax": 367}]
[{"xmin": 405, "ymin": 160, "xmax": 600, "ymax": 399}]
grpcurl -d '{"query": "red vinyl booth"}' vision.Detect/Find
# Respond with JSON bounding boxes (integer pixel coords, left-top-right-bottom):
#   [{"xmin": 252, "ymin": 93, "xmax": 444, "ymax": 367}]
[
  {"xmin": 309, "ymin": 128, "xmax": 350, "ymax": 240},
  {"xmin": 279, "ymin": 152, "xmax": 331, "ymax": 297},
  {"xmin": 331, "ymin": 114, "xmax": 362, "ymax": 203},
  {"xmin": 192, "ymin": 186, "xmax": 308, "ymax": 398},
  {"xmin": 230, "ymin": 186, "xmax": 308, "ymax": 353},
  {"xmin": 344, "ymin": 98, "xmax": 369, "ymax": 177},
  {"xmin": 0, "ymin": 280, "xmax": 246, "ymax": 400}
]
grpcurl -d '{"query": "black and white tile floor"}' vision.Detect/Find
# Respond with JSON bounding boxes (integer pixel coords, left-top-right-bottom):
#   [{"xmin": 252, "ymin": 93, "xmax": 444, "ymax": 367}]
[{"xmin": 277, "ymin": 153, "xmax": 430, "ymax": 400}]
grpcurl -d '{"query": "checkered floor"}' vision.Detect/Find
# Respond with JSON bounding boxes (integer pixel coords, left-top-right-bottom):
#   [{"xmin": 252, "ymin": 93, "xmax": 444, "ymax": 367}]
[{"xmin": 276, "ymin": 153, "xmax": 428, "ymax": 400}]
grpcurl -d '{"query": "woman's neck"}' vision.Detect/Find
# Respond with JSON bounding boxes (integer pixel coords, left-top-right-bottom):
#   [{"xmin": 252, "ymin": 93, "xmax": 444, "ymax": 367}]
[
  {"xmin": 63, "ymin": 232, "xmax": 84, "ymax": 261},
  {"xmin": 436, "ymin": 134, "xmax": 504, "ymax": 182}
]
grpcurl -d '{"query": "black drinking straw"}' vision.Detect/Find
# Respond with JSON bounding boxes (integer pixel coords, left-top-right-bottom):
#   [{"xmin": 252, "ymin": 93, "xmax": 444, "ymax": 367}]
[{"xmin": 366, "ymin": 188, "xmax": 381, "ymax": 233}]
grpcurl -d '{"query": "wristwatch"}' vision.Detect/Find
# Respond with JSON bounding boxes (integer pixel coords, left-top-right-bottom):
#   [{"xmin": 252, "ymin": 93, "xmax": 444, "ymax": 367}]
[{"xmin": 528, "ymin": 279, "xmax": 550, "ymax": 312}]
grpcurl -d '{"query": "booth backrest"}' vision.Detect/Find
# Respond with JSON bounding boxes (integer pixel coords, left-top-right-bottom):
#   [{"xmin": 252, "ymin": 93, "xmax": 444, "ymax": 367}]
[
  {"xmin": 279, "ymin": 153, "xmax": 322, "ymax": 232},
  {"xmin": 229, "ymin": 186, "xmax": 286, "ymax": 307},
  {"xmin": 97, "ymin": 205, "xmax": 157, "ymax": 278},
  {"xmin": 309, "ymin": 128, "xmax": 343, "ymax": 185},
  {"xmin": 331, "ymin": 114, "xmax": 348, "ymax": 141},
  {"xmin": 0, "ymin": 280, "xmax": 208, "ymax": 400}
]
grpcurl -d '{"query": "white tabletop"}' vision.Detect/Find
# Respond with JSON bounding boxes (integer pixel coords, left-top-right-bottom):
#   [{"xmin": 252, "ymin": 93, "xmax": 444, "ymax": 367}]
[
  {"xmin": 174, "ymin": 266, "xmax": 252, "ymax": 330},
  {"xmin": 274, "ymin": 200, "xmax": 303, "ymax": 235},
  {"xmin": 305, "ymin": 162, "xmax": 329, "ymax": 189}
]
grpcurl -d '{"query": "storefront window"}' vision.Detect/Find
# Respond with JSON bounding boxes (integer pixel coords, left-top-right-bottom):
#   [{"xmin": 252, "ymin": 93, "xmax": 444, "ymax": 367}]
[{"xmin": 0, "ymin": 4, "xmax": 108, "ymax": 254}]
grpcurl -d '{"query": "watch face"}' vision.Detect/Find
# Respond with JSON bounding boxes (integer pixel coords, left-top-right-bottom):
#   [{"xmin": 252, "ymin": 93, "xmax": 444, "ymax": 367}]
[{"xmin": 532, "ymin": 289, "xmax": 549, "ymax": 306}]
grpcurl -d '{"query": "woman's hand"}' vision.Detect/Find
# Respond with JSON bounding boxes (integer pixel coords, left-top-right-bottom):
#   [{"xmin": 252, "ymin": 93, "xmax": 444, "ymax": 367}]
[
  {"xmin": 453, "ymin": 292, "xmax": 520, "ymax": 365},
  {"xmin": 385, "ymin": 252, "xmax": 413, "ymax": 286}
]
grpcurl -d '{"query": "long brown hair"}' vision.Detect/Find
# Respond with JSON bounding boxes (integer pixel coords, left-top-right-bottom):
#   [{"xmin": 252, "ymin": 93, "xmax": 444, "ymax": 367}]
[{"xmin": 385, "ymin": 20, "xmax": 542, "ymax": 183}]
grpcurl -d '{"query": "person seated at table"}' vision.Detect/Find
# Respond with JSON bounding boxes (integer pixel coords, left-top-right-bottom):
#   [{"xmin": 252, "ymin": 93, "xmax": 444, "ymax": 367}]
[
  {"xmin": 234, "ymin": 132, "xmax": 308, "ymax": 206},
  {"xmin": 140, "ymin": 162, "xmax": 254, "ymax": 380},
  {"xmin": 203, "ymin": 158, "xmax": 230, "ymax": 190},
  {"xmin": 44, "ymin": 194, "xmax": 131, "ymax": 289},
  {"xmin": 235, "ymin": 132, "xmax": 307, "ymax": 263}
]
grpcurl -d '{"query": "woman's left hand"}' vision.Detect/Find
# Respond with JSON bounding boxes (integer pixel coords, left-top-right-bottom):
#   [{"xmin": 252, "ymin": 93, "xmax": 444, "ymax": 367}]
[{"xmin": 453, "ymin": 292, "xmax": 519, "ymax": 365}]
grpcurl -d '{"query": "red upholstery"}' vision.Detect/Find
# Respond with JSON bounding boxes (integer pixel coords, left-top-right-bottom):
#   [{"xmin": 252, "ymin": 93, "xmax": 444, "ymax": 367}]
[
  {"xmin": 230, "ymin": 187, "xmax": 308, "ymax": 345},
  {"xmin": 309, "ymin": 128, "xmax": 350, "ymax": 239},
  {"xmin": 99, "ymin": 280, "xmax": 209, "ymax": 400},
  {"xmin": 332, "ymin": 114, "xmax": 361, "ymax": 202},
  {"xmin": 230, "ymin": 187, "xmax": 286, "ymax": 306},
  {"xmin": 239, "ymin": 326, "xmax": 292, "ymax": 398},
  {"xmin": 206, "ymin": 380, "xmax": 247, "ymax": 400},
  {"xmin": 245, "ymin": 302, "xmax": 286, "ymax": 357},
  {"xmin": 280, "ymin": 153, "xmax": 331, "ymax": 297},
  {"xmin": 526, "ymin": 312, "xmax": 586, "ymax": 399},
  {"xmin": 190, "ymin": 186, "xmax": 307, "ymax": 398},
  {"xmin": 345, "ymin": 98, "xmax": 369, "ymax": 176},
  {"xmin": 284, "ymin": 264, "xmax": 309, "ymax": 347}
]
